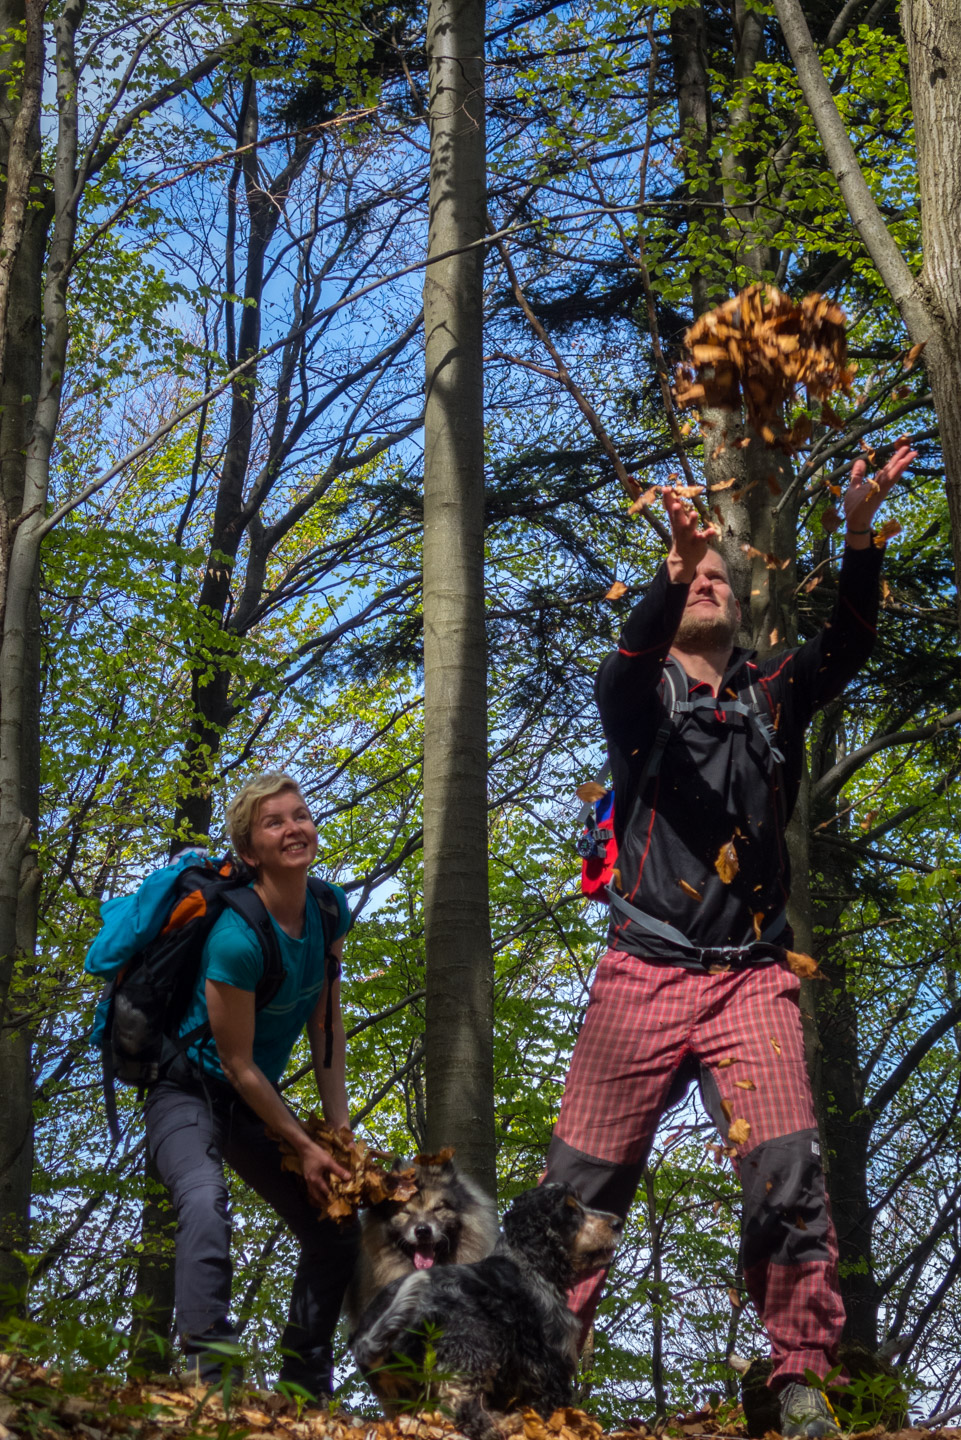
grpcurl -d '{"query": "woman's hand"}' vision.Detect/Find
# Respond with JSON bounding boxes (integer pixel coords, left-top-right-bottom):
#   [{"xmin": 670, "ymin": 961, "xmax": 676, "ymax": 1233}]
[{"xmin": 297, "ymin": 1136, "xmax": 352, "ymax": 1207}]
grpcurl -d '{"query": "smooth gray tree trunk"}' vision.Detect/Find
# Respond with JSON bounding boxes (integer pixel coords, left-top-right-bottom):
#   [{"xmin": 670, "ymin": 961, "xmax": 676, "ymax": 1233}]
[
  {"xmin": 421, "ymin": 0, "xmax": 495, "ymax": 1195},
  {"xmin": 0, "ymin": 0, "xmax": 46, "ymax": 1309}
]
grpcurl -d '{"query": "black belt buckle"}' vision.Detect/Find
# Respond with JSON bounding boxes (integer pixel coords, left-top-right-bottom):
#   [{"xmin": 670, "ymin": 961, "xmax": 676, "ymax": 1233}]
[{"xmin": 698, "ymin": 945, "xmax": 750, "ymax": 972}]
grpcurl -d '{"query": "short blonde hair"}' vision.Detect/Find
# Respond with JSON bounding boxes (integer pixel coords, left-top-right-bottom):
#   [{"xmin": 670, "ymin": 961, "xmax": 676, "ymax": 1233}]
[{"xmin": 227, "ymin": 772, "xmax": 306, "ymax": 858}]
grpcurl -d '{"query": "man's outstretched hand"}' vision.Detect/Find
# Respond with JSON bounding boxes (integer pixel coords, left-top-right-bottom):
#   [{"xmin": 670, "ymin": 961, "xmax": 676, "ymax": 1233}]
[
  {"xmin": 844, "ymin": 439, "xmax": 916, "ymax": 548},
  {"xmin": 664, "ymin": 485, "xmax": 719, "ymax": 584}
]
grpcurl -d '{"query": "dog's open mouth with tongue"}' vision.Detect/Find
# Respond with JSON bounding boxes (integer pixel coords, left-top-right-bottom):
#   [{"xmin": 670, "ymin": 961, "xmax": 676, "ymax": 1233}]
[{"xmin": 412, "ymin": 1241, "xmax": 436, "ymax": 1270}]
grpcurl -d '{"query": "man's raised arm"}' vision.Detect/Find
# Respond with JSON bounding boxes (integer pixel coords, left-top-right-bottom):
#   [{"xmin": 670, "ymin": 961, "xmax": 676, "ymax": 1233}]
[
  {"xmin": 766, "ymin": 440, "xmax": 916, "ymax": 716},
  {"xmin": 595, "ymin": 490, "xmax": 720, "ymax": 735}
]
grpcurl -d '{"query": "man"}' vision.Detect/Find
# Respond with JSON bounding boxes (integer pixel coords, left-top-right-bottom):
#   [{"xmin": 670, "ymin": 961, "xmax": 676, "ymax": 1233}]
[
  {"xmin": 144, "ymin": 773, "xmax": 357, "ymax": 1397},
  {"xmin": 544, "ymin": 443, "xmax": 916, "ymax": 1436}
]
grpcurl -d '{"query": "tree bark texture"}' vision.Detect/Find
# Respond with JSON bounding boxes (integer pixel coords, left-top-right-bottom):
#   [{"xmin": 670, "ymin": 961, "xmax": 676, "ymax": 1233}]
[
  {"xmin": 0, "ymin": 0, "xmax": 46, "ymax": 1307},
  {"xmin": 900, "ymin": 0, "xmax": 961, "ymax": 609},
  {"xmin": 421, "ymin": 0, "xmax": 495, "ymax": 1195}
]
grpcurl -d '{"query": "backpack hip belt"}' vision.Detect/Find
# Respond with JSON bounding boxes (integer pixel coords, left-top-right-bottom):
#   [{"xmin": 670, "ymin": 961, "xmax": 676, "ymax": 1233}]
[{"xmin": 606, "ymin": 886, "xmax": 788, "ymax": 972}]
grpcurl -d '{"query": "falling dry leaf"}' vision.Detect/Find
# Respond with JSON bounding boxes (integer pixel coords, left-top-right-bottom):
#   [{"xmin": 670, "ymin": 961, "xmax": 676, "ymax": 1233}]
[
  {"xmin": 769, "ymin": 627, "xmax": 779, "ymax": 646},
  {"xmin": 611, "ymin": 867, "xmax": 622, "ymax": 890},
  {"xmin": 728, "ymin": 1288, "xmax": 744, "ymax": 1309},
  {"xmin": 728, "ymin": 1118, "xmax": 751, "ymax": 1145},
  {"xmin": 802, "ymin": 574, "xmax": 822, "ymax": 594},
  {"xmin": 770, "ymin": 1035, "xmax": 782, "ymax": 1055},
  {"xmin": 752, "ymin": 911, "xmax": 764, "ymax": 940},
  {"xmin": 710, "ymin": 476, "xmax": 737, "ymax": 491},
  {"xmin": 678, "ymin": 878, "xmax": 703, "ymax": 902},
  {"xmin": 860, "ymin": 810, "xmax": 878, "ymax": 831},
  {"xmin": 786, "ymin": 950, "xmax": 821, "ymax": 979},
  {"xmin": 881, "ymin": 578, "xmax": 892, "ymax": 606},
  {"xmin": 902, "ymin": 341, "xmax": 926, "ymax": 370},
  {"xmin": 734, "ymin": 1078, "xmax": 757, "ymax": 1091},
  {"xmin": 720, "ymin": 1098, "xmax": 734, "ymax": 1122},
  {"xmin": 604, "ymin": 580, "xmax": 628, "ymax": 601},
  {"xmin": 718, "ymin": 1057, "xmax": 737, "ymax": 1068},
  {"xmin": 741, "ymin": 543, "xmax": 790, "ymax": 570},
  {"xmin": 820, "ymin": 505, "xmax": 842, "ymax": 535},
  {"xmin": 795, "ymin": 1214, "xmax": 808, "ymax": 1231},
  {"xmin": 628, "ymin": 485, "xmax": 660, "ymax": 515},
  {"xmin": 873, "ymin": 518, "xmax": 902, "ymax": 546},
  {"xmin": 715, "ymin": 840, "xmax": 739, "ymax": 884},
  {"xmin": 575, "ymin": 781, "xmax": 608, "ymax": 804},
  {"xmin": 673, "ymin": 483, "xmax": 705, "ymax": 499}
]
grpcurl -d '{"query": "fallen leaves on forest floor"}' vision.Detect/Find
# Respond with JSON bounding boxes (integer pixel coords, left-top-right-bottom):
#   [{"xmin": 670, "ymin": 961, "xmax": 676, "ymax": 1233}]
[{"xmin": 3, "ymin": 1353, "xmax": 961, "ymax": 1440}]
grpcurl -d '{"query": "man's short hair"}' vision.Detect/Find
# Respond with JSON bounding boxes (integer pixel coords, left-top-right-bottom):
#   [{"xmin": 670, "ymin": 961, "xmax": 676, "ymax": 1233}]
[
  {"xmin": 227, "ymin": 772, "xmax": 305, "ymax": 857},
  {"xmin": 705, "ymin": 540, "xmax": 729, "ymax": 570}
]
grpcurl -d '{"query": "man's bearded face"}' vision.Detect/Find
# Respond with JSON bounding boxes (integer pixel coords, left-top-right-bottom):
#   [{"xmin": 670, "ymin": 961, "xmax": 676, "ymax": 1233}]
[{"xmin": 674, "ymin": 553, "xmax": 740, "ymax": 648}]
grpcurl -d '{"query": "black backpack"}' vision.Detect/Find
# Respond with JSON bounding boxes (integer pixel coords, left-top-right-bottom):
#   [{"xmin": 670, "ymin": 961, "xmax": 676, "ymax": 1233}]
[{"xmin": 89, "ymin": 856, "xmax": 341, "ymax": 1143}]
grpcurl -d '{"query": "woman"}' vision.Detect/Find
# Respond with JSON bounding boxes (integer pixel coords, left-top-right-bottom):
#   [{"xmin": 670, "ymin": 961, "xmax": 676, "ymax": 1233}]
[{"xmin": 144, "ymin": 772, "xmax": 357, "ymax": 1396}]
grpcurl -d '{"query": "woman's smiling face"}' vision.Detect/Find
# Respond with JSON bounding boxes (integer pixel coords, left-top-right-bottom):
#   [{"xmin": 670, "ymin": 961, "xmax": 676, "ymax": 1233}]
[{"xmin": 242, "ymin": 787, "xmax": 318, "ymax": 876}]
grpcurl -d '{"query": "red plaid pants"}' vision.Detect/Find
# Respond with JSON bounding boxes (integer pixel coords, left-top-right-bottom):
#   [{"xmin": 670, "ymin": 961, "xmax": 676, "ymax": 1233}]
[{"xmin": 544, "ymin": 948, "xmax": 845, "ymax": 1388}]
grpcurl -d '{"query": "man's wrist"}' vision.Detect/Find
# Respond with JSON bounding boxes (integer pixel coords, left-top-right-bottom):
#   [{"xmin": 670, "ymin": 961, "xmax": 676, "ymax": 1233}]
[
  {"xmin": 845, "ymin": 526, "xmax": 872, "ymax": 550},
  {"xmin": 666, "ymin": 551, "xmax": 697, "ymax": 585}
]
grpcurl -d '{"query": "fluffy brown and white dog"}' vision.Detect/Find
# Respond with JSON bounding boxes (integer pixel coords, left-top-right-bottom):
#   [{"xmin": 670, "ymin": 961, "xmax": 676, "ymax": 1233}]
[
  {"xmin": 351, "ymin": 1183, "xmax": 622, "ymax": 1440},
  {"xmin": 344, "ymin": 1153, "xmax": 499, "ymax": 1334}
]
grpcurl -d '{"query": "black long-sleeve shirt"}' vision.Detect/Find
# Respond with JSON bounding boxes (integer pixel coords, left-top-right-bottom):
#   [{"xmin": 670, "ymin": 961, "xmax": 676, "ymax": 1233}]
[{"xmin": 595, "ymin": 544, "xmax": 884, "ymax": 958}]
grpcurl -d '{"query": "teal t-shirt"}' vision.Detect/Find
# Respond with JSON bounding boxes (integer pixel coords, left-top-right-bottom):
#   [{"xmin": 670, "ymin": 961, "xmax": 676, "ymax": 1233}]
[{"xmin": 179, "ymin": 883, "xmax": 350, "ymax": 1083}]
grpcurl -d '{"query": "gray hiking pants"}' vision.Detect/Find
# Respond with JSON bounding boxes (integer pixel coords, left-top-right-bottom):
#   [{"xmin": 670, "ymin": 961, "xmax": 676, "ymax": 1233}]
[{"xmin": 144, "ymin": 1071, "xmax": 359, "ymax": 1393}]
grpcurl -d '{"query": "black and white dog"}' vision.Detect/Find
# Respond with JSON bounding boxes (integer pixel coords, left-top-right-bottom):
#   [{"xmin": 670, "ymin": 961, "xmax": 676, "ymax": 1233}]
[{"xmin": 352, "ymin": 1183, "xmax": 622, "ymax": 1439}]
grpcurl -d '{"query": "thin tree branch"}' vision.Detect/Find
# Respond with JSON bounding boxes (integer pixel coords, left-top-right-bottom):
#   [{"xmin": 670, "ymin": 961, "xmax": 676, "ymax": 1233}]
[
  {"xmin": 773, "ymin": 0, "xmax": 933, "ymax": 342},
  {"xmin": 812, "ymin": 710, "xmax": 961, "ymax": 805}
]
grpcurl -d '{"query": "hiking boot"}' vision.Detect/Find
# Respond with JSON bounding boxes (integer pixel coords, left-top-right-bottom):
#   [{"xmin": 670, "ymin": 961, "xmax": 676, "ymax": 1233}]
[
  {"xmin": 182, "ymin": 1324, "xmax": 244, "ymax": 1390},
  {"xmin": 778, "ymin": 1383, "xmax": 842, "ymax": 1438}
]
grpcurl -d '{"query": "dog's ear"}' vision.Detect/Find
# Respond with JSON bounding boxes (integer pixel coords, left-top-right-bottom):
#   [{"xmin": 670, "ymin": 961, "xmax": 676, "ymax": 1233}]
[
  {"xmin": 411, "ymin": 1148, "xmax": 457, "ymax": 1182},
  {"xmin": 390, "ymin": 1156, "xmax": 413, "ymax": 1174}
]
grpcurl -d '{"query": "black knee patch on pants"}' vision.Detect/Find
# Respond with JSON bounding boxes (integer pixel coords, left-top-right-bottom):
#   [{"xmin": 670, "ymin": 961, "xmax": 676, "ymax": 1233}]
[
  {"xmin": 739, "ymin": 1128, "xmax": 832, "ymax": 1268},
  {"xmin": 544, "ymin": 1135, "xmax": 643, "ymax": 1218}
]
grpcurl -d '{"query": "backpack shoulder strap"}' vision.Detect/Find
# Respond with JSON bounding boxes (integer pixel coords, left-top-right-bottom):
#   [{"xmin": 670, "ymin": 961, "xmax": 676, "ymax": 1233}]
[
  {"xmin": 307, "ymin": 877, "xmax": 341, "ymax": 953},
  {"xmin": 306, "ymin": 877, "xmax": 343, "ymax": 1070},
  {"xmin": 742, "ymin": 665, "xmax": 786, "ymax": 767},
  {"xmin": 639, "ymin": 654, "xmax": 685, "ymax": 786},
  {"xmin": 219, "ymin": 885, "xmax": 285, "ymax": 1010}
]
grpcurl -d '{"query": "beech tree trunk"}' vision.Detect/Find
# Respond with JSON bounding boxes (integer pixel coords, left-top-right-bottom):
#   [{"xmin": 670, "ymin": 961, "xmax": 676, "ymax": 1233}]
[
  {"xmin": 901, "ymin": 0, "xmax": 961, "ymax": 600},
  {"xmin": 0, "ymin": 0, "xmax": 46, "ymax": 1308},
  {"xmin": 421, "ymin": 0, "xmax": 495, "ymax": 1194}
]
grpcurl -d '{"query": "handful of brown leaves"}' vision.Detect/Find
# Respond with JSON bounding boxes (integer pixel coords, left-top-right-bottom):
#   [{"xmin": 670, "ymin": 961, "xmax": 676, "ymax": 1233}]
[
  {"xmin": 674, "ymin": 285, "xmax": 856, "ymax": 450},
  {"xmin": 272, "ymin": 1114, "xmax": 430, "ymax": 1221}
]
